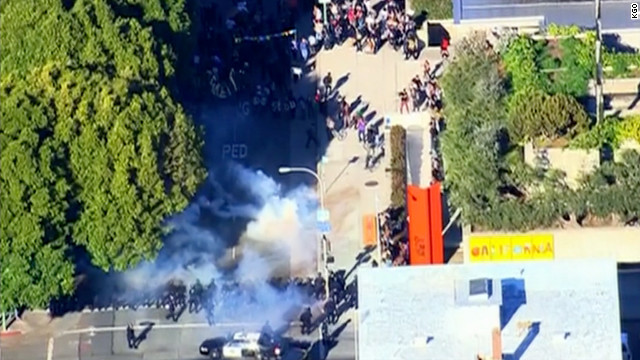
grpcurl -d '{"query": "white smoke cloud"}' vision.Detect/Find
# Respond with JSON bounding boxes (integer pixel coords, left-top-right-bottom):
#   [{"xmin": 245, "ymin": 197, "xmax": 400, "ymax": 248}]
[{"xmin": 122, "ymin": 162, "xmax": 319, "ymax": 326}]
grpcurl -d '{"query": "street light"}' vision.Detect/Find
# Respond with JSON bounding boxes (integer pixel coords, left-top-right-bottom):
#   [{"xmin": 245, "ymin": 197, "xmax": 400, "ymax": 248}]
[
  {"xmin": 278, "ymin": 167, "xmax": 325, "ymax": 210},
  {"xmin": 278, "ymin": 166, "xmax": 330, "ymax": 354}
]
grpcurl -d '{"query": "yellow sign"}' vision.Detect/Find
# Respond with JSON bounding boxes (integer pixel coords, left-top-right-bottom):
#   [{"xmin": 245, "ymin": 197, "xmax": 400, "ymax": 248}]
[{"xmin": 469, "ymin": 234, "xmax": 554, "ymax": 263}]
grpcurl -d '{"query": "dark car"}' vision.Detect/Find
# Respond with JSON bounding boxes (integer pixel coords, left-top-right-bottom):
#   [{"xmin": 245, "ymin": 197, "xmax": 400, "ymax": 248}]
[{"xmin": 199, "ymin": 337, "xmax": 226, "ymax": 359}]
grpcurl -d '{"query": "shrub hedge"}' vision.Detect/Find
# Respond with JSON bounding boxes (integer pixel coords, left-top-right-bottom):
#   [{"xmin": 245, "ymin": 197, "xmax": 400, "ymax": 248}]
[
  {"xmin": 389, "ymin": 125, "xmax": 407, "ymax": 208},
  {"xmin": 571, "ymin": 115, "xmax": 640, "ymax": 149}
]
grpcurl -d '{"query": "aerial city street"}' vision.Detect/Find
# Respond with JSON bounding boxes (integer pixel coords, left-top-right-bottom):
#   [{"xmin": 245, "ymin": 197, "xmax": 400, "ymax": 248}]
[{"xmin": 0, "ymin": 0, "xmax": 639, "ymax": 359}]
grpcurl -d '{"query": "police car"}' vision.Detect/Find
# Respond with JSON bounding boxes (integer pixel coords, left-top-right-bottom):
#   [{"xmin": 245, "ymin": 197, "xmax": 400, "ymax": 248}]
[{"xmin": 199, "ymin": 331, "xmax": 282, "ymax": 360}]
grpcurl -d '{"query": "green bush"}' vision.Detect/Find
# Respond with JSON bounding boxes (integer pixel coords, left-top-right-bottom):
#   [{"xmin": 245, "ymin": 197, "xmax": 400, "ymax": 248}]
[
  {"xmin": 508, "ymin": 91, "xmax": 589, "ymax": 143},
  {"xmin": 570, "ymin": 115, "xmax": 640, "ymax": 149},
  {"xmin": 502, "ymin": 36, "xmax": 548, "ymax": 93},
  {"xmin": 410, "ymin": 0, "xmax": 453, "ymax": 20},
  {"xmin": 576, "ymin": 151, "xmax": 640, "ymax": 224},
  {"xmin": 546, "ymin": 24, "xmax": 582, "ymax": 37},
  {"xmin": 618, "ymin": 115, "xmax": 640, "ymax": 144},
  {"xmin": 551, "ymin": 37, "xmax": 594, "ymax": 97},
  {"xmin": 603, "ymin": 51, "xmax": 640, "ymax": 78},
  {"xmin": 389, "ymin": 125, "xmax": 407, "ymax": 208}
]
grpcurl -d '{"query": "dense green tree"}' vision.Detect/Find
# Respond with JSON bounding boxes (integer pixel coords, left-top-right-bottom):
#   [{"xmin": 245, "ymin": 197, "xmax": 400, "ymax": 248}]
[
  {"xmin": 0, "ymin": 0, "xmax": 192, "ymax": 81},
  {"xmin": 507, "ymin": 91, "xmax": 589, "ymax": 142},
  {"xmin": 0, "ymin": 77, "xmax": 76, "ymax": 310},
  {"xmin": 0, "ymin": 0, "xmax": 206, "ymax": 309},
  {"xmin": 440, "ymin": 34, "xmax": 506, "ymax": 224}
]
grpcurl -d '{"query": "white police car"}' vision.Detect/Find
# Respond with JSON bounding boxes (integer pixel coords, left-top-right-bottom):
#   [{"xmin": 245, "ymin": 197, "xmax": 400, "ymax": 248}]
[{"xmin": 199, "ymin": 331, "xmax": 282, "ymax": 360}]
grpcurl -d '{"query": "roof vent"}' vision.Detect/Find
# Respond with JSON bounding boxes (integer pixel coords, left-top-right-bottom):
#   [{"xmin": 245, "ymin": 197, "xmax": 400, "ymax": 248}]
[
  {"xmin": 469, "ymin": 278, "xmax": 493, "ymax": 300},
  {"xmin": 454, "ymin": 278, "xmax": 502, "ymax": 306}
]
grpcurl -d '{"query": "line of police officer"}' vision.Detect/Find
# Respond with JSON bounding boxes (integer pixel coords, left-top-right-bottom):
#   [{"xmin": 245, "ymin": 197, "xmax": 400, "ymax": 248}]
[{"xmin": 299, "ymin": 270, "xmax": 354, "ymax": 337}]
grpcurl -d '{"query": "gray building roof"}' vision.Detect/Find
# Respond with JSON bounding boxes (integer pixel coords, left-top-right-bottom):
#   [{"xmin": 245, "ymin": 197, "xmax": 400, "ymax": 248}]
[
  {"xmin": 356, "ymin": 259, "xmax": 622, "ymax": 360},
  {"xmin": 457, "ymin": 0, "xmax": 637, "ymax": 30}
]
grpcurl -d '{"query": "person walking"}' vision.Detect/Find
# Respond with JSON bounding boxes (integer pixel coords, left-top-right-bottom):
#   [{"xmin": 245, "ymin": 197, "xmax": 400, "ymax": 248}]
[{"xmin": 399, "ymin": 89, "xmax": 409, "ymax": 114}]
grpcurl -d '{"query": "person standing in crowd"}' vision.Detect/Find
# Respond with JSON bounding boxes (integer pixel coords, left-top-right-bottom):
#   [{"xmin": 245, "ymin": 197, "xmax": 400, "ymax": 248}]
[
  {"xmin": 300, "ymin": 307, "xmax": 313, "ymax": 335},
  {"xmin": 323, "ymin": 72, "xmax": 333, "ymax": 96},
  {"xmin": 126, "ymin": 323, "xmax": 136, "ymax": 349},
  {"xmin": 441, "ymin": 36, "xmax": 450, "ymax": 58},
  {"xmin": 399, "ymin": 88, "xmax": 409, "ymax": 114},
  {"xmin": 299, "ymin": 38, "xmax": 309, "ymax": 62},
  {"xmin": 423, "ymin": 59, "xmax": 431, "ymax": 79},
  {"xmin": 339, "ymin": 97, "xmax": 351, "ymax": 127},
  {"xmin": 357, "ymin": 116, "xmax": 366, "ymax": 142},
  {"xmin": 324, "ymin": 298, "xmax": 337, "ymax": 324}
]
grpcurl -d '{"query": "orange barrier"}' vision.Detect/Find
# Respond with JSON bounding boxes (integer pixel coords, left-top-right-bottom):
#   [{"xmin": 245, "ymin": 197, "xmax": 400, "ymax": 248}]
[
  {"xmin": 428, "ymin": 182, "xmax": 444, "ymax": 264},
  {"xmin": 362, "ymin": 214, "xmax": 378, "ymax": 247},
  {"xmin": 407, "ymin": 185, "xmax": 431, "ymax": 265}
]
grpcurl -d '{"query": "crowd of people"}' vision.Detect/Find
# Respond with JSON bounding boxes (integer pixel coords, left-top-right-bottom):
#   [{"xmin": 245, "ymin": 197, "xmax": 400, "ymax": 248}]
[
  {"xmin": 377, "ymin": 207, "xmax": 409, "ymax": 266},
  {"xmin": 311, "ymin": 0, "xmax": 419, "ymax": 58},
  {"xmin": 398, "ymin": 58, "xmax": 444, "ymax": 114},
  {"xmin": 196, "ymin": 0, "xmax": 305, "ymax": 118}
]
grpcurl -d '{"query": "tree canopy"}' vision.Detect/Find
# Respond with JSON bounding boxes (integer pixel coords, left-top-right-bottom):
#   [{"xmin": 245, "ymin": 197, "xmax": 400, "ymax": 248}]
[
  {"xmin": 0, "ymin": 0, "xmax": 205, "ymax": 310},
  {"xmin": 440, "ymin": 33, "xmax": 640, "ymax": 231}
]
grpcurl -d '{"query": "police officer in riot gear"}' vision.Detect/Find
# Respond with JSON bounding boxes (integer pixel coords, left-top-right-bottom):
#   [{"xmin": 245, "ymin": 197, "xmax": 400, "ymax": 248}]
[{"xmin": 300, "ymin": 307, "xmax": 313, "ymax": 335}]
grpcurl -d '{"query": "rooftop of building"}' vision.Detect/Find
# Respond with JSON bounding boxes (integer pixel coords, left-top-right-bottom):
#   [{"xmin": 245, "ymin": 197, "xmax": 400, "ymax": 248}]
[{"xmin": 356, "ymin": 259, "xmax": 622, "ymax": 360}]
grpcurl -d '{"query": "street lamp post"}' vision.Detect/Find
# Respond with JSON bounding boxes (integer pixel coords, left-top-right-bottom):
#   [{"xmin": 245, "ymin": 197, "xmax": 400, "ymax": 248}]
[
  {"xmin": 595, "ymin": 0, "xmax": 604, "ymax": 124},
  {"xmin": 278, "ymin": 166, "xmax": 331, "ymax": 355}
]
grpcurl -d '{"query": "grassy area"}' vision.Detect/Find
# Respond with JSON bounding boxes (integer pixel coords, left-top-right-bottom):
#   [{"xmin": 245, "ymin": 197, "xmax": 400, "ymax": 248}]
[{"xmin": 411, "ymin": 0, "xmax": 453, "ymax": 20}]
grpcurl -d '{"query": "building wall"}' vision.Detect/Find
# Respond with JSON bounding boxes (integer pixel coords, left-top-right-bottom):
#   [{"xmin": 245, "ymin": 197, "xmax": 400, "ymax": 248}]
[
  {"xmin": 523, "ymin": 143, "xmax": 600, "ymax": 190},
  {"xmin": 464, "ymin": 227, "xmax": 640, "ymax": 264}
]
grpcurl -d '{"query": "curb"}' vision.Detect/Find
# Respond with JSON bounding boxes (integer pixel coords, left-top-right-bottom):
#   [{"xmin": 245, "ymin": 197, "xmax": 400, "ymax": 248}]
[{"xmin": 0, "ymin": 330, "xmax": 23, "ymax": 337}]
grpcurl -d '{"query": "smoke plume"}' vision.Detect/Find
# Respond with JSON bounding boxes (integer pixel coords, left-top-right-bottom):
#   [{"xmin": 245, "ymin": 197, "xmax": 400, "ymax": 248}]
[{"xmin": 122, "ymin": 162, "xmax": 319, "ymax": 327}]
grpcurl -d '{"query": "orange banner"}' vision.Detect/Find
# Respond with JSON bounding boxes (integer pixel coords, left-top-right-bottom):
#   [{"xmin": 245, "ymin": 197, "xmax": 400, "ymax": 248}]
[
  {"xmin": 362, "ymin": 214, "xmax": 377, "ymax": 247},
  {"xmin": 407, "ymin": 185, "xmax": 431, "ymax": 265},
  {"xmin": 429, "ymin": 182, "xmax": 444, "ymax": 264}
]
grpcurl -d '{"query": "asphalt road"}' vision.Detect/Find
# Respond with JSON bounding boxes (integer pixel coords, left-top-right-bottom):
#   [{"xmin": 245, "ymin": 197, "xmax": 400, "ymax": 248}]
[
  {"xmin": 0, "ymin": 307, "xmax": 356, "ymax": 360},
  {"xmin": 460, "ymin": 0, "xmax": 637, "ymax": 30}
]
